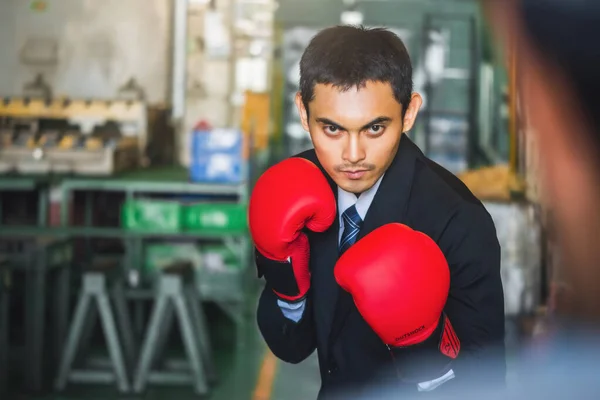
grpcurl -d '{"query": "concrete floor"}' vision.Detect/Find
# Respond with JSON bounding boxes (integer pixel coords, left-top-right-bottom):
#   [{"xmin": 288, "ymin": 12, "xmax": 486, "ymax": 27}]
[
  {"xmin": 271, "ymin": 353, "xmax": 320, "ymax": 400},
  {"xmin": 5, "ymin": 291, "xmax": 322, "ymax": 400},
  {"xmin": 7, "ymin": 297, "xmax": 523, "ymax": 400}
]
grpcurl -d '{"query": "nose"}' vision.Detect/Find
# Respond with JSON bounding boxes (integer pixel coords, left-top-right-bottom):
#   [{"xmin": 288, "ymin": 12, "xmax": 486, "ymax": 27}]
[{"xmin": 342, "ymin": 133, "xmax": 366, "ymax": 164}]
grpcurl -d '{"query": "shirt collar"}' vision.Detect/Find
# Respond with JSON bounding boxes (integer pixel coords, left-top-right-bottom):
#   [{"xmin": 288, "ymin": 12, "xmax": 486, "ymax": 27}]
[{"xmin": 337, "ymin": 174, "xmax": 384, "ymax": 220}]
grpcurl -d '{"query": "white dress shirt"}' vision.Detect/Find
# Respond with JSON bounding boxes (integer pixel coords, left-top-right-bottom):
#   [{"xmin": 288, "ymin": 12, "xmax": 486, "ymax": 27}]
[{"xmin": 275, "ymin": 173, "xmax": 454, "ymax": 391}]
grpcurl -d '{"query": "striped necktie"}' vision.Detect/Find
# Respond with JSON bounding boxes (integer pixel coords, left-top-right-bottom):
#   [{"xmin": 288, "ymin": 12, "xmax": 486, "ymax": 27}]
[{"xmin": 339, "ymin": 205, "xmax": 363, "ymax": 254}]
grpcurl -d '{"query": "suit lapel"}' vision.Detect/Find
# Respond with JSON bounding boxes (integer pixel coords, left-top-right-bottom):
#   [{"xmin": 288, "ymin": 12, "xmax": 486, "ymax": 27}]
[{"xmin": 327, "ymin": 134, "xmax": 419, "ymax": 348}]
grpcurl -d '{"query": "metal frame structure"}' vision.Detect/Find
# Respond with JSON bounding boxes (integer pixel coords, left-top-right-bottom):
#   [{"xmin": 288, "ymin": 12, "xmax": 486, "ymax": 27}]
[
  {"xmin": 0, "ymin": 161, "xmax": 252, "ymax": 394},
  {"xmin": 1, "ymin": 236, "xmax": 72, "ymax": 393},
  {"xmin": 55, "ymin": 260, "xmax": 136, "ymax": 393},
  {"xmin": 0, "ymin": 256, "xmax": 9, "ymax": 395},
  {"xmin": 133, "ymin": 264, "xmax": 216, "ymax": 395}
]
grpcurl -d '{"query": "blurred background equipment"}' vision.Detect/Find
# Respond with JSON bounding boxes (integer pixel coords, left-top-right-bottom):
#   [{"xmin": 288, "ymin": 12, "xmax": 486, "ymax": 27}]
[
  {"xmin": 272, "ymin": 0, "xmax": 413, "ymax": 160},
  {"xmin": 0, "ymin": 96, "xmax": 150, "ymax": 176},
  {"xmin": 269, "ymin": 0, "xmax": 511, "ymax": 173},
  {"xmin": 0, "ymin": 0, "xmax": 562, "ymax": 398}
]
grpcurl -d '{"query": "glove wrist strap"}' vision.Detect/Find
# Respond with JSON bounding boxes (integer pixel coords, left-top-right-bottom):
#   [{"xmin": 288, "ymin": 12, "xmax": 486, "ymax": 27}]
[
  {"xmin": 255, "ymin": 248, "xmax": 305, "ymax": 302},
  {"xmin": 388, "ymin": 313, "xmax": 460, "ymax": 383}
]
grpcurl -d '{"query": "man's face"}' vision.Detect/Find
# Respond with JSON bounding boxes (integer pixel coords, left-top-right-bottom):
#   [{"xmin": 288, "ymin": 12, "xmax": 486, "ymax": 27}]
[{"xmin": 295, "ymin": 81, "xmax": 422, "ymax": 194}]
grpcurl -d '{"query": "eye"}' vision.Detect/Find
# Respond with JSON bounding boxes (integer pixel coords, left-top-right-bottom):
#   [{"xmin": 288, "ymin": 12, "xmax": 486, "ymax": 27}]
[
  {"xmin": 324, "ymin": 125, "xmax": 341, "ymax": 135},
  {"xmin": 367, "ymin": 124, "xmax": 385, "ymax": 135}
]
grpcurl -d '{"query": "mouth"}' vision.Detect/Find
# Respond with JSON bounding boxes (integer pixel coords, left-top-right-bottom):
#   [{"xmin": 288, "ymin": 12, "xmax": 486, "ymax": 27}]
[{"xmin": 342, "ymin": 170, "xmax": 368, "ymax": 180}]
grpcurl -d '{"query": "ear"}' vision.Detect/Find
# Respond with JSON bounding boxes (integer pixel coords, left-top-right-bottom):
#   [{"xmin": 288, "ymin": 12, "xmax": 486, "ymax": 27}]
[
  {"xmin": 402, "ymin": 93, "xmax": 423, "ymax": 133},
  {"xmin": 295, "ymin": 92, "xmax": 310, "ymax": 131}
]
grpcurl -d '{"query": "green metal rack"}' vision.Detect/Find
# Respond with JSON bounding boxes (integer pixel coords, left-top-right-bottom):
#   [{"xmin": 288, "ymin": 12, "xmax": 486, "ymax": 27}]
[
  {"xmin": 61, "ymin": 167, "xmax": 252, "ymax": 348},
  {"xmin": 0, "ymin": 167, "xmax": 253, "ymax": 349}
]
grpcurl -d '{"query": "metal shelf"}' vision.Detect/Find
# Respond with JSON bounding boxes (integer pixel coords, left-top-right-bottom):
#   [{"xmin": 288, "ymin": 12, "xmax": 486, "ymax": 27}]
[
  {"xmin": 62, "ymin": 179, "xmax": 247, "ymax": 197},
  {"xmin": 0, "ymin": 226, "xmax": 248, "ymax": 239},
  {"xmin": 63, "ymin": 180, "xmax": 247, "ymax": 196},
  {"xmin": 56, "ymin": 166, "xmax": 247, "ymax": 196},
  {"xmin": 0, "ymin": 176, "xmax": 45, "ymax": 190},
  {"xmin": 0, "ymin": 165, "xmax": 253, "ymax": 350}
]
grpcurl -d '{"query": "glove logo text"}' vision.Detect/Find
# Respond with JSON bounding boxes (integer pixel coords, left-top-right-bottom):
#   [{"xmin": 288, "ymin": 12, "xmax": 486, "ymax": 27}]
[{"xmin": 395, "ymin": 325, "xmax": 425, "ymax": 342}]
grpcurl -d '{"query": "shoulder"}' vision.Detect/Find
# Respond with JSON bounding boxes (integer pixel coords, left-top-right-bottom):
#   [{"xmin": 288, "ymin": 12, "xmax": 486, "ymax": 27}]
[
  {"xmin": 408, "ymin": 156, "xmax": 497, "ymax": 243},
  {"xmin": 292, "ymin": 148, "xmax": 318, "ymax": 164},
  {"xmin": 412, "ymin": 156, "xmax": 482, "ymax": 209},
  {"xmin": 290, "ymin": 148, "xmax": 325, "ymax": 173}
]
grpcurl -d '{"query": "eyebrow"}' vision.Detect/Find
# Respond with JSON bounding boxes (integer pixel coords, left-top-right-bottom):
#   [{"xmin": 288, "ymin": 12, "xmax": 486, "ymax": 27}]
[{"xmin": 315, "ymin": 116, "xmax": 392, "ymax": 132}]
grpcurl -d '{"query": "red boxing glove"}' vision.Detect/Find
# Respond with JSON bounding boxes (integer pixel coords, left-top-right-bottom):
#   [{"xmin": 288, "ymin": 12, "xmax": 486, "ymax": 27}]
[
  {"xmin": 249, "ymin": 157, "xmax": 336, "ymax": 302},
  {"xmin": 334, "ymin": 223, "xmax": 460, "ymax": 381}
]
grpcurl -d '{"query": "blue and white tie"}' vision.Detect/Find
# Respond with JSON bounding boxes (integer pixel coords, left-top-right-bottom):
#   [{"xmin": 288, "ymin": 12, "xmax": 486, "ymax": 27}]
[{"xmin": 339, "ymin": 205, "xmax": 363, "ymax": 254}]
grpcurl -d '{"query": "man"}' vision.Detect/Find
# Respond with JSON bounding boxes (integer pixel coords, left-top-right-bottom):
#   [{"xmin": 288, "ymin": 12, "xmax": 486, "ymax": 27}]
[{"xmin": 249, "ymin": 25, "xmax": 506, "ymax": 399}]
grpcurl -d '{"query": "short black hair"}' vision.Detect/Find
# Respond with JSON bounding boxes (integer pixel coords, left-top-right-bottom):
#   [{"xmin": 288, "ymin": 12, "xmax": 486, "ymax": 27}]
[{"xmin": 299, "ymin": 25, "xmax": 413, "ymax": 114}]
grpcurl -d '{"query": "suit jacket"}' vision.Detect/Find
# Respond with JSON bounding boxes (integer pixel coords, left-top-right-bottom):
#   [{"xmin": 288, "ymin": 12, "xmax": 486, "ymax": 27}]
[{"xmin": 256, "ymin": 135, "xmax": 506, "ymax": 399}]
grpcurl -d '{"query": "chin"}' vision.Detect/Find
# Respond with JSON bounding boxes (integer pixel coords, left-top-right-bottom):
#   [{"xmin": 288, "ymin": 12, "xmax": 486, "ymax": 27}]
[{"xmin": 337, "ymin": 178, "xmax": 374, "ymax": 195}]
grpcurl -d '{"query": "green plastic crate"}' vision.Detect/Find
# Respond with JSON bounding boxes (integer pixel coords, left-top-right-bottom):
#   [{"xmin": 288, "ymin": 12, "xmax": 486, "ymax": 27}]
[
  {"xmin": 121, "ymin": 199, "xmax": 183, "ymax": 233},
  {"xmin": 183, "ymin": 203, "xmax": 248, "ymax": 234}
]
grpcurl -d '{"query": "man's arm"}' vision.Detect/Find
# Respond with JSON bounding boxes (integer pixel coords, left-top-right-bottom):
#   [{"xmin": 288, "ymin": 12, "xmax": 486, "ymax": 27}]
[
  {"xmin": 438, "ymin": 203, "xmax": 506, "ymax": 387},
  {"xmin": 249, "ymin": 156, "xmax": 335, "ymax": 364},
  {"xmin": 257, "ymin": 287, "xmax": 317, "ymax": 364}
]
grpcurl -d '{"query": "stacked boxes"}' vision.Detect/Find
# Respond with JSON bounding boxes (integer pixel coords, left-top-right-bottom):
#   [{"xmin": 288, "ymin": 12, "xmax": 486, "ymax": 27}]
[
  {"xmin": 121, "ymin": 200, "xmax": 183, "ymax": 233},
  {"xmin": 183, "ymin": 203, "xmax": 247, "ymax": 234},
  {"xmin": 121, "ymin": 199, "xmax": 248, "ymax": 234},
  {"xmin": 122, "ymin": 127, "xmax": 249, "ymax": 302},
  {"xmin": 189, "ymin": 128, "xmax": 245, "ymax": 184}
]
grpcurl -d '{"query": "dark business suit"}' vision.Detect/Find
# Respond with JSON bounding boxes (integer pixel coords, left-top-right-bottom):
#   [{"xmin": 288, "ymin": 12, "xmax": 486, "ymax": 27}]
[{"xmin": 256, "ymin": 134, "xmax": 506, "ymax": 399}]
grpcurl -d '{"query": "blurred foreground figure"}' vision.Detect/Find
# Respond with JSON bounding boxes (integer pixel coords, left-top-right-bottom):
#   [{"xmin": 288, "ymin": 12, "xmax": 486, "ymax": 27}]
[
  {"xmin": 486, "ymin": 0, "xmax": 600, "ymax": 322},
  {"xmin": 492, "ymin": 1, "xmax": 600, "ymax": 397},
  {"xmin": 462, "ymin": 1, "xmax": 600, "ymax": 398},
  {"xmin": 345, "ymin": 0, "xmax": 600, "ymax": 398}
]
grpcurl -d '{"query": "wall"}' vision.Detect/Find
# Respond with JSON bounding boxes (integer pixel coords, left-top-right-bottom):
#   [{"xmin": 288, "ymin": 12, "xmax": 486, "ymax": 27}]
[
  {"xmin": 0, "ymin": 0, "xmax": 18, "ymax": 94},
  {"xmin": 0, "ymin": 0, "xmax": 172, "ymax": 104}
]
